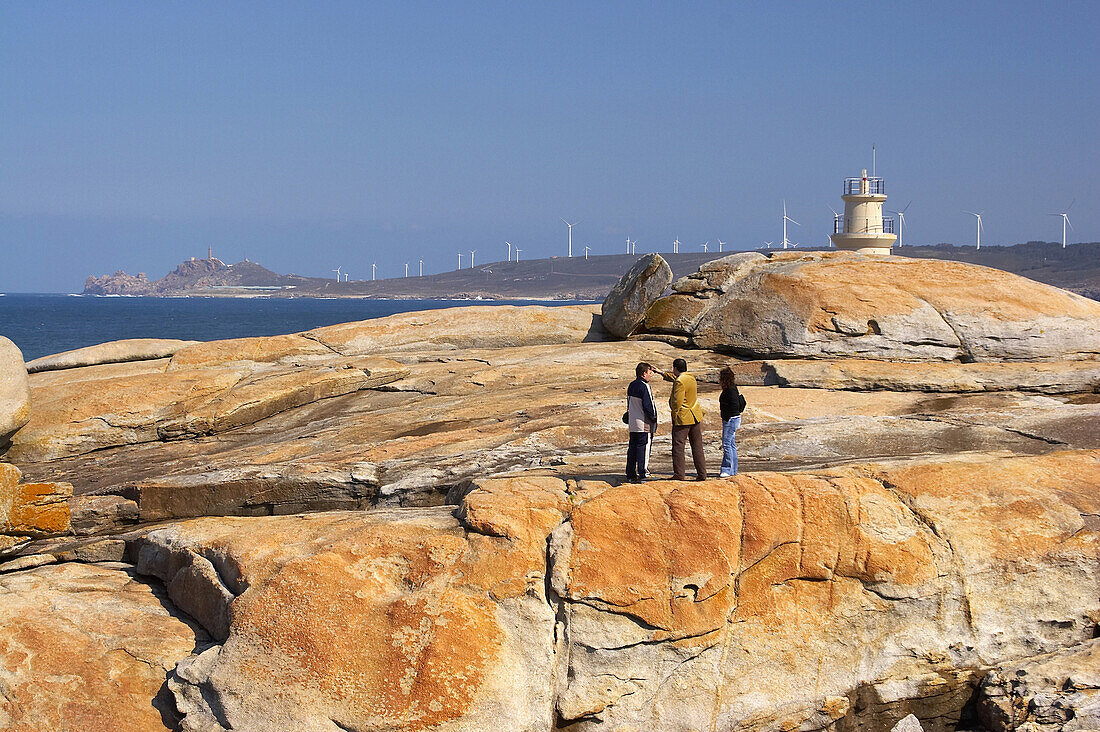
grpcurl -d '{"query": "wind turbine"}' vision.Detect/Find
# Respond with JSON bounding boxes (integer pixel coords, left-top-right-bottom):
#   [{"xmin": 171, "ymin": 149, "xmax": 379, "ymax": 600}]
[
  {"xmin": 717, "ymin": 239, "xmax": 725, "ymax": 253},
  {"xmin": 344, "ymin": 273, "xmax": 349, "ymax": 282},
  {"xmin": 625, "ymin": 236, "xmax": 631, "ymax": 254},
  {"xmin": 964, "ymin": 211, "xmax": 984, "ymax": 250},
  {"xmin": 673, "ymin": 238, "xmax": 680, "ymax": 254},
  {"xmin": 418, "ymin": 259, "xmax": 423, "ymax": 276},
  {"xmin": 560, "ymin": 218, "xmax": 578, "ymax": 257},
  {"xmin": 514, "ymin": 248, "xmax": 521, "ymax": 262},
  {"xmin": 781, "ymin": 201, "xmax": 800, "ymax": 249},
  {"xmin": 763, "ymin": 241, "xmax": 773, "ymax": 249},
  {"xmin": 371, "ymin": 263, "xmax": 376, "ymax": 281},
  {"xmin": 630, "ymin": 239, "xmax": 637, "ymax": 255},
  {"xmin": 404, "ymin": 263, "xmax": 409, "ymax": 278},
  {"xmin": 584, "ymin": 245, "xmax": 591, "ymax": 260},
  {"xmin": 1049, "ymin": 200, "xmax": 1075, "ymax": 249},
  {"xmin": 457, "ymin": 252, "xmax": 463, "ymax": 270},
  {"xmin": 332, "ymin": 266, "xmax": 342, "ymax": 282},
  {"xmin": 890, "ymin": 201, "xmax": 912, "ymax": 246},
  {"xmin": 505, "ymin": 241, "xmax": 512, "ymax": 262},
  {"xmin": 469, "ymin": 250, "xmax": 476, "ymax": 268},
  {"xmin": 700, "ymin": 241, "xmax": 709, "ymax": 253}
]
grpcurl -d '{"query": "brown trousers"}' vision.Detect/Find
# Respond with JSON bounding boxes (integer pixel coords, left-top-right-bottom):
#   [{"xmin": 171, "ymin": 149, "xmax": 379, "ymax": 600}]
[{"xmin": 671, "ymin": 422, "xmax": 707, "ymax": 480}]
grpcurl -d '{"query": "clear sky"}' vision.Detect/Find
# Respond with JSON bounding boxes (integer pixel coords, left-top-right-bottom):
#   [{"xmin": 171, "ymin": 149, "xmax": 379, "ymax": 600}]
[{"xmin": 2, "ymin": 1, "xmax": 1097, "ymax": 292}]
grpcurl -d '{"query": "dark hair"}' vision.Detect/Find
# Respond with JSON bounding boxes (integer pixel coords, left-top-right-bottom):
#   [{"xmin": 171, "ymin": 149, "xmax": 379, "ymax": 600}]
[
  {"xmin": 719, "ymin": 366, "xmax": 737, "ymax": 390},
  {"xmin": 635, "ymin": 361, "xmax": 653, "ymax": 378},
  {"xmin": 673, "ymin": 358, "xmax": 688, "ymax": 373}
]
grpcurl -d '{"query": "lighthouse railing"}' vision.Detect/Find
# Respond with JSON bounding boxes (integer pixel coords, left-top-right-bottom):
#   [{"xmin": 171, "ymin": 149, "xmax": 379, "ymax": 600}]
[
  {"xmin": 843, "ymin": 177, "xmax": 886, "ymax": 196},
  {"xmin": 836, "ymin": 217, "xmax": 896, "ymax": 234}
]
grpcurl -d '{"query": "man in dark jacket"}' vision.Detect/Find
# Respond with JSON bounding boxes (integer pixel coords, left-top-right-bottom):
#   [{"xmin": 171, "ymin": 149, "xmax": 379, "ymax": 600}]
[{"xmin": 626, "ymin": 362, "xmax": 658, "ymax": 483}]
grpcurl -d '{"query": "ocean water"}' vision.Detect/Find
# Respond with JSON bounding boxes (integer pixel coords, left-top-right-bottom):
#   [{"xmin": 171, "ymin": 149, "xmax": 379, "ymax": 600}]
[{"xmin": 0, "ymin": 294, "xmax": 595, "ymax": 361}]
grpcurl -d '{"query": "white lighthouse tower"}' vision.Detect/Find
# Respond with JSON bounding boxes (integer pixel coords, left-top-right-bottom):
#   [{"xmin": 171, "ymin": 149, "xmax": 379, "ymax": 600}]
[{"xmin": 830, "ymin": 169, "xmax": 897, "ymax": 255}]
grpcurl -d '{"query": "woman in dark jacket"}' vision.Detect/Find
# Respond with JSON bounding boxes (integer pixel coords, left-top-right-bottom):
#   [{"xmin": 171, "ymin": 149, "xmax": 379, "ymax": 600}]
[{"xmin": 718, "ymin": 367, "xmax": 744, "ymax": 477}]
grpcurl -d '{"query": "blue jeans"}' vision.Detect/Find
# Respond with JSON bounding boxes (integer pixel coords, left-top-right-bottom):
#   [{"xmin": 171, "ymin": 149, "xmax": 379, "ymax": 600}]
[{"xmin": 720, "ymin": 416, "xmax": 741, "ymax": 477}]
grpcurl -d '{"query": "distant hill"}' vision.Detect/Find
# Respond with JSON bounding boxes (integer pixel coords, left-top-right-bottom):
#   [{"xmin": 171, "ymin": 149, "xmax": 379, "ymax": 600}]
[{"xmin": 83, "ymin": 241, "xmax": 1099, "ymax": 301}]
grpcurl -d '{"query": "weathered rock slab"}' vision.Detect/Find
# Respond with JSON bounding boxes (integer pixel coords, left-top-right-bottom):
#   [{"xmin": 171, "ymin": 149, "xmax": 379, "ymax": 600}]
[
  {"xmin": 25, "ymin": 338, "xmax": 198, "ymax": 373},
  {"xmin": 601, "ymin": 252, "xmax": 673, "ymax": 337},
  {"xmin": 0, "ymin": 562, "xmax": 207, "ymax": 732},
  {"xmin": 770, "ymin": 358, "xmax": 1100, "ymax": 393}
]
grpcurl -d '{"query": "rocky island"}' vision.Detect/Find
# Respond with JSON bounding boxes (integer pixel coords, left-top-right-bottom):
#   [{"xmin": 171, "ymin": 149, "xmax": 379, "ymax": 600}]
[{"xmin": 5, "ymin": 250, "xmax": 1100, "ymax": 731}]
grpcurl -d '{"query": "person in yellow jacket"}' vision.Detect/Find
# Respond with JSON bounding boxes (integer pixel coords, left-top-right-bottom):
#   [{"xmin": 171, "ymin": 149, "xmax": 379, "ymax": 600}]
[{"xmin": 661, "ymin": 358, "xmax": 708, "ymax": 480}]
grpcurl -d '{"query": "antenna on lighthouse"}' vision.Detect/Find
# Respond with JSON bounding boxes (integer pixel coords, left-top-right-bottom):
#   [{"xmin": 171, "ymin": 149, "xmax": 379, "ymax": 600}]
[
  {"xmin": 781, "ymin": 201, "xmax": 801, "ymax": 249},
  {"xmin": 964, "ymin": 211, "xmax": 984, "ymax": 250},
  {"xmin": 1049, "ymin": 200, "xmax": 1075, "ymax": 249},
  {"xmin": 560, "ymin": 218, "xmax": 578, "ymax": 257}
]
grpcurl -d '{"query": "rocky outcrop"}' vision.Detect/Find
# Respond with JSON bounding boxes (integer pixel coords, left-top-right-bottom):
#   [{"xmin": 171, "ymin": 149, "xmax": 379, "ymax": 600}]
[
  {"xmin": 601, "ymin": 252, "xmax": 673, "ymax": 337},
  {"xmin": 642, "ymin": 251, "xmax": 1100, "ymax": 362},
  {"xmin": 0, "ymin": 562, "xmax": 207, "ymax": 731},
  {"xmin": 83, "ymin": 269, "xmax": 153, "ymax": 295},
  {"xmin": 25, "ymin": 338, "xmax": 198, "ymax": 373},
  {"xmin": 0, "ymin": 335, "xmax": 30, "ymax": 448},
  {"xmin": 92, "ymin": 451, "xmax": 1097, "ymax": 731},
  {"xmin": 978, "ymin": 639, "xmax": 1100, "ymax": 731},
  {"xmin": 1, "ymin": 463, "xmax": 71, "ymax": 553}
]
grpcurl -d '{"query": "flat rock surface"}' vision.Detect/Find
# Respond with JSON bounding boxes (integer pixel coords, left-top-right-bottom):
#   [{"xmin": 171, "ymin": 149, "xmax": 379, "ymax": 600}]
[
  {"xmin": 643, "ymin": 251, "xmax": 1100, "ymax": 361},
  {"xmin": 0, "ymin": 561, "xmax": 207, "ymax": 732},
  {"xmin": 12, "ymin": 335, "xmax": 1100, "ymax": 528}
]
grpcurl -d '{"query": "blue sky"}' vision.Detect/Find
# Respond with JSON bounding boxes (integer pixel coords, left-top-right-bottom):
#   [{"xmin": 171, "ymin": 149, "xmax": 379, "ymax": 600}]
[{"xmin": 2, "ymin": 1, "xmax": 1097, "ymax": 292}]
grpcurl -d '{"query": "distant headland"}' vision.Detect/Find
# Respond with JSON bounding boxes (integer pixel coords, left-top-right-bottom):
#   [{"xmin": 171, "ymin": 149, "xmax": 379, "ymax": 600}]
[{"xmin": 83, "ymin": 240, "xmax": 1100, "ymax": 301}]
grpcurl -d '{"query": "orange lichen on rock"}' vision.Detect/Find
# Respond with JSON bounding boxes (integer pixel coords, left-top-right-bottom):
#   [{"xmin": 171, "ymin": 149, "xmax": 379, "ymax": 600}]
[{"xmin": 1, "ymin": 462, "xmax": 72, "ymax": 539}]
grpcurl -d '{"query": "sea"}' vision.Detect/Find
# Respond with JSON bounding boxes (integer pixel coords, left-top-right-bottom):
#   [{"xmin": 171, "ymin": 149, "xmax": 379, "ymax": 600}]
[{"xmin": 0, "ymin": 294, "xmax": 596, "ymax": 362}]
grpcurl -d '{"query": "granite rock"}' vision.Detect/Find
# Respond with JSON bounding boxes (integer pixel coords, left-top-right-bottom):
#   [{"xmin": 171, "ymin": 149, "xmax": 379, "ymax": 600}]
[
  {"xmin": 601, "ymin": 253, "xmax": 673, "ymax": 338},
  {"xmin": 0, "ymin": 335, "xmax": 30, "ymax": 448},
  {"xmin": 1, "ymin": 462, "xmax": 71, "ymax": 550},
  {"xmin": 0, "ymin": 562, "xmax": 206, "ymax": 731},
  {"xmin": 642, "ymin": 251, "xmax": 1100, "ymax": 362},
  {"xmin": 25, "ymin": 338, "xmax": 198, "ymax": 373}
]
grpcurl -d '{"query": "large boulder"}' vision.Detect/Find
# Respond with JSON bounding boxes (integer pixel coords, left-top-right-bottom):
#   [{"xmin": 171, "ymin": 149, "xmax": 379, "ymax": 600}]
[
  {"xmin": 0, "ymin": 335, "xmax": 30, "ymax": 448},
  {"xmin": 642, "ymin": 251, "xmax": 1100, "ymax": 362},
  {"xmin": 25, "ymin": 338, "xmax": 198, "ymax": 373},
  {"xmin": 601, "ymin": 253, "xmax": 673, "ymax": 337}
]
